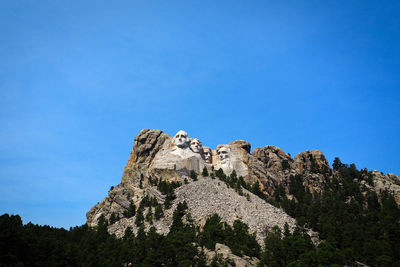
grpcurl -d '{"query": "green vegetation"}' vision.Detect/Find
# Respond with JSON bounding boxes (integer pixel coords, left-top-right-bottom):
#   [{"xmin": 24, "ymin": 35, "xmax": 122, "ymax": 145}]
[
  {"xmin": 109, "ymin": 212, "xmax": 119, "ymax": 225},
  {"xmin": 0, "ymin": 203, "xmax": 260, "ymax": 266},
  {"xmin": 123, "ymin": 201, "xmax": 136, "ymax": 218},
  {"xmin": 265, "ymin": 159, "xmax": 400, "ymax": 266},
  {"xmin": 1, "ymin": 160, "xmax": 398, "ymax": 266},
  {"xmin": 281, "ymin": 160, "xmax": 290, "ymax": 171},
  {"xmin": 139, "ymin": 173, "xmax": 144, "ymax": 189},
  {"xmin": 145, "ymin": 207, "xmax": 153, "ymax": 224},
  {"xmin": 0, "ymin": 213, "xmax": 129, "ymax": 266},
  {"xmin": 213, "ymin": 168, "xmax": 272, "ymax": 204},
  {"xmin": 154, "ymin": 203, "xmax": 164, "ymax": 220},
  {"xmin": 134, "ymin": 207, "xmax": 144, "ymax": 227},
  {"xmin": 258, "ymin": 225, "xmax": 315, "ymax": 266},
  {"xmin": 199, "ymin": 214, "xmax": 260, "ymax": 258},
  {"xmin": 157, "ymin": 179, "xmax": 181, "ymax": 209},
  {"xmin": 190, "ymin": 170, "xmax": 198, "ymax": 181},
  {"xmin": 210, "ymin": 161, "xmax": 400, "ymax": 266},
  {"xmin": 202, "ymin": 166, "xmax": 209, "ymax": 177}
]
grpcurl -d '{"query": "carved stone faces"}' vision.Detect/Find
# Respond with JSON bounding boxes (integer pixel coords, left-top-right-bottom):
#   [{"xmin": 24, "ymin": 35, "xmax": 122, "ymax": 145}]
[
  {"xmin": 173, "ymin": 130, "xmax": 189, "ymax": 149},
  {"xmin": 217, "ymin": 146, "xmax": 230, "ymax": 164},
  {"xmin": 190, "ymin": 138, "xmax": 202, "ymax": 153},
  {"xmin": 202, "ymin": 146, "xmax": 212, "ymax": 163}
]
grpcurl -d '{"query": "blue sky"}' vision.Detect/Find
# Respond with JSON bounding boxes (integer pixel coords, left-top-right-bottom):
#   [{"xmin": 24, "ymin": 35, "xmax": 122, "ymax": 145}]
[{"xmin": 0, "ymin": 0, "xmax": 399, "ymax": 228}]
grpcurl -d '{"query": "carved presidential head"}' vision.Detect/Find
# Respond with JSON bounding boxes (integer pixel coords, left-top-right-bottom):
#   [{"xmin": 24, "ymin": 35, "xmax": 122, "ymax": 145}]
[
  {"xmin": 202, "ymin": 146, "xmax": 212, "ymax": 163},
  {"xmin": 173, "ymin": 130, "xmax": 190, "ymax": 149},
  {"xmin": 217, "ymin": 145, "xmax": 230, "ymax": 163},
  {"xmin": 190, "ymin": 138, "xmax": 202, "ymax": 153}
]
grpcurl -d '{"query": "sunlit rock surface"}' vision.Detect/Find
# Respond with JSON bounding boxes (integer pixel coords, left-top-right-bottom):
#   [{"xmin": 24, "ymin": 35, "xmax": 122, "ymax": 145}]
[{"xmin": 87, "ymin": 128, "xmax": 399, "ymax": 255}]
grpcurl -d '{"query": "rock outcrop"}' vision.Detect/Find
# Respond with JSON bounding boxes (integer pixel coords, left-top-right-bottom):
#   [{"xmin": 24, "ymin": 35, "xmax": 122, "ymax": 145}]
[
  {"xmin": 294, "ymin": 150, "xmax": 332, "ymax": 197},
  {"xmin": 204, "ymin": 243, "xmax": 260, "ymax": 266},
  {"xmin": 121, "ymin": 129, "xmax": 170, "ymax": 183},
  {"xmin": 213, "ymin": 141, "xmax": 259, "ymax": 184},
  {"xmin": 252, "ymin": 145, "xmax": 297, "ymax": 194},
  {"xmin": 92, "ymin": 177, "xmax": 299, "ymax": 245},
  {"xmin": 368, "ymin": 170, "xmax": 400, "ymax": 204},
  {"xmin": 294, "ymin": 150, "xmax": 331, "ymax": 176},
  {"xmin": 87, "ymin": 128, "xmax": 399, "ymax": 265},
  {"xmin": 118, "ymin": 129, "xmax": 335, "ymax": 199}
]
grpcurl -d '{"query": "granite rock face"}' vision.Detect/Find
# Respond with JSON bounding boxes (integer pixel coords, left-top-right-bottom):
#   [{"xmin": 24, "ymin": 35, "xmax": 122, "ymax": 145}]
[
  {"xmin": 119, "ymin": 130, "xmax": 335, "ymax": 198},
  {"xmin": 294, "ymin": 150, "xmax": 332, "ymax": 197},
  {"xmin": 91, "ymin": 177, "xmax": 300, "ymax": 245},
  {"xmin": 213, "ymin": 141, "xmax": 259, "ymax": 184},
  {"xmin": 252, "ymin": 145, "xmax": 297, "ymax": 194},
  {"xmin": 121, "ymin": 129, "xmax": 170, "ymax": 183},
  {"xmin": 294, "ymin": 150, "xmax": 331, "ymax": 176},
  {"xmin": 204, "ymin": 243, "xmax": 260, "ymax": 266},
  {"xmin": 87, "ymin": 128, "xmax": 399, "ymax": 262},
  {"xmin": 368, "ymin": 170, "xmax": 400, "ymax": 204}
]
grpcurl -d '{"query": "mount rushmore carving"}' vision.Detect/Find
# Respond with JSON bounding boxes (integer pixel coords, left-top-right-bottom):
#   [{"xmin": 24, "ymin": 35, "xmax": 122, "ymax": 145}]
[
  {"xmin": 119, "ymin": 128, "xmax": 400, "ymax": 202},
  {"xmin": 123, "ymin": 129, "xmax": 262, "ymax": 188},
  {"xmin": 120, "ymin": 129, "xmax": 328, "ymax": 197},
  {"xmin": 86, "ymin": 128, "xmax": 399, "ymax": 246}
]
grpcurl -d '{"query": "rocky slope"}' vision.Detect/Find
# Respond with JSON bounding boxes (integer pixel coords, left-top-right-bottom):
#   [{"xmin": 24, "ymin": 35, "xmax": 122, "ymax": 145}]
[
  {"xmin": 86, "ymin": 128, "xmax": 399, "ymax": 263},
  {"xmin": 99, "ymin": 177, "xmax": 300, "ymax": 245}
]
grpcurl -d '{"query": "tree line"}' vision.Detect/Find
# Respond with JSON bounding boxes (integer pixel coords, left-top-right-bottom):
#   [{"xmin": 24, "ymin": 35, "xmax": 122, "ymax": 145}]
[{"xmin": 1, "ymin": 158, "xmax": 399, "ymax": 266}]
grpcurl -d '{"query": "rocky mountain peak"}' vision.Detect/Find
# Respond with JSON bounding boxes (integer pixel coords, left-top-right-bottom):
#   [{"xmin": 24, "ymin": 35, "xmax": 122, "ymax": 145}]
[
  {"xmin": 117, "ymin": 129, "xmax": 400, "ymax": 199},
  {"xmin": 294, "ymin": 150, "xmax": 331, "ymax": 176},
  {"xmin": 87, "ymin": 129, "xmax": 313, "ymax": 246},
  {"xmin": 121, "ymin": 129, "xmax": 169, "ymax": 183},
  {"xmin": 87, "ymin": 128, "xmax": 399, "ymax": 256}
]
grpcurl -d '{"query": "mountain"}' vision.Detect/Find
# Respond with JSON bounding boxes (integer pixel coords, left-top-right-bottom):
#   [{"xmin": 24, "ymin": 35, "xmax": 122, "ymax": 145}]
[
  {"xmin": 84, "ymin": 128, "xmax": 400, "ymax": 265},
  {"xmin": 1, "ymin": 128, "xmax": 399, "ymax": 266}
]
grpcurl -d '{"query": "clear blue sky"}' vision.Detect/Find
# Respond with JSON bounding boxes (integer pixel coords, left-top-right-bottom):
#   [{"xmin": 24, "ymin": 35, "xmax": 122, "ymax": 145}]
[{"xmin": 1, "ymin": 0, "xmax": 399, "ymax": 228}]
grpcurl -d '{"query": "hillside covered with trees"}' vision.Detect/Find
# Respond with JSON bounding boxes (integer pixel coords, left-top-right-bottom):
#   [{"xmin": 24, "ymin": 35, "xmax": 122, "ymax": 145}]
[{"xmin": 1, "ymin": 159, "xmax": 399, "ymax": 266}]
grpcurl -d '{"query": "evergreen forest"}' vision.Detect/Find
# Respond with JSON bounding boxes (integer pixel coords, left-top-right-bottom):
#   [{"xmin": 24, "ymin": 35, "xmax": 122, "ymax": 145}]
[{"xmin": 1, "ymin": 159, "xmax": 399, "ymax": 266}]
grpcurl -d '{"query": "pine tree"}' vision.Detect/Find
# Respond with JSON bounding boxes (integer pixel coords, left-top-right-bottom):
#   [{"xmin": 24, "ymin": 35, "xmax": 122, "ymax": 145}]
[
  {"xmin": 145, "ymin": 207, "xmax": 153, "ymax": 224},
  {"xmin": 135, "ymin": 207, "xmax": 144, "ymax": 226},
  {"xmin": 154, "ymin": 204, "xmax": 164, "ymax": 220},
  {"xmin": 123, "ymin": 226, "xmax": 134, "ymax": 241},
  {"xmin": 109, "ymin": 212, "xmax": 119, "ymax": 224},
  {"xmin": 123, "ymin": 201, "xmax": 136, "ymax": 218},
  {"xmin": 139, "ymin": 174, "xmax": 144, "ymax": 189},
  {"xmin": 196, "ymin": 249, "xmax": 207, "ymax": 267},
  {"xmin": 190, "ymin": 170, "xmax": 198, "ymax": 181},
  {"xmin": 332, "ymin": 157, "xmax": 344, "ymax": 171},
  {"xmin": 201, "ymin": 167, "xmax": 209, "ymax": 177}
]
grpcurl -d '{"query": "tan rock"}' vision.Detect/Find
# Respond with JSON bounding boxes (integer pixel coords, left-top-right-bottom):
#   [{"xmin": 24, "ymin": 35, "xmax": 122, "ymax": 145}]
[
  {"xmin": 121, "ymin": 129, "xmax": 170, "ymax": 183},
  {"xmin": 204, "ymin": 243, "xmax": 259, "ymax": 266},
  {"xmin": 293, "ymin": 150, "xmax": 332, "ymax": 197},
  {"xmin": 370, "ymin": 170, "xmax": 400, "ymax": 204},
  {"xmin": 253, "ymin": 145, "xmax": 294, "ymax": 173},
  {"xmin": 105, "ymin": 177, "xmax": 298, "ymax": 246},
  {"xmin": 252, "ymin": 145, "xmax": 297, "ymax": 193},
  {"xmin": 294, "ymin": 150, "xmax": 331, "ymax": 175}
]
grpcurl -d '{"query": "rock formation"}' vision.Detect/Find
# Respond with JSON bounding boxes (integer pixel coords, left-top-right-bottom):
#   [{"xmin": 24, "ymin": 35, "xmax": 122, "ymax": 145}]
[
  {"xmin": 293, "ymin": 150, "xmax": 332, "ymax": 197},
  {"xmin": 87, "ymin": 129, "xmax": 303, "ymax": 245},
  {"xmin": 252, "ymin": 145, "xmax": 296, "ymax": 194},
  {"xmin": 121, "ymin": 129, "xmax": 169, "ymax": 183},
  {"xmin": 87, "ymin": 128, "xmax": 399, "ymax": 263},
  {"xmin": 98, "ymin": 178, "xmax": 299, "ymax": 245},
  {"xmin": 366, "ymin": 170, "xmax": 400, "ymax": 204}
]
